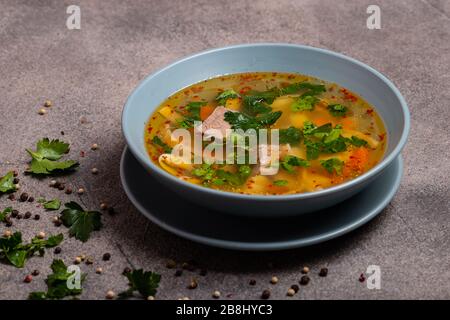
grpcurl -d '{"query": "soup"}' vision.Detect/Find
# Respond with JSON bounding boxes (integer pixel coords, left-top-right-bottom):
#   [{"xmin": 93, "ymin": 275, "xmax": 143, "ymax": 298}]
[{"xmin": 145, "ymin": 72, "xmax": 386, "ymax": 195}]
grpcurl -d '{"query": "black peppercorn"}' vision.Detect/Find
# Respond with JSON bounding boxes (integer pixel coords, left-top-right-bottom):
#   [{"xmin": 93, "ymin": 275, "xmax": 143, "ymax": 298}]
[
  {"xmin": 11, "ymin": 210, "xmax": 18, "ymax": 218},
  {"xmin": 291, "ymin": 284, "xmax": 299, "ymax": 293},
  {"xmin": 249, "ymin": 279, "xmax": 256, "ymax": 286},
  {"xmin": 300, "ymin": 276, "xmax": 310, "ymax": 285},
  {"xmin": 319, "ymin": 268, "xmax": 328, "ymax": 277},
  {"xmin": 24, "ymin": 212, "xmax": 32, "ymax": 219},
  {"xmin": 32, "ymin": 270, "xmax": 40, "ymax": 276},
  {"xmin": 122, "ymin": 267, "xmax": 132, "ymax": 275},
  {"xmin": 34, "ymin": 214, "xmax": 40, "ymax": 220},
  {"xmin": 54, "ymin": 247, "xmax": 62, "ymax": 254},
  {"xmin": 28, "ymin": 196, "xmax": 34, "ymax": 203},
  {"xmin": 20, "ymin": 193, "xmax": 29, "ymax": 202},
  {"xmin": 261, "ymin": 290, "xmax": 271, "ymax": 299},
  {"xmin": 102, "ymin": 253, "xmax": 111, "ymax": 261}
]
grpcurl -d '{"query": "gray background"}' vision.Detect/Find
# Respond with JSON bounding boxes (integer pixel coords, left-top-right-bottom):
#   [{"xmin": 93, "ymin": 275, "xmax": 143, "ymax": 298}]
[{"xmin": 0, "ymin": 0, "xmax": 449, "ymax": 300}]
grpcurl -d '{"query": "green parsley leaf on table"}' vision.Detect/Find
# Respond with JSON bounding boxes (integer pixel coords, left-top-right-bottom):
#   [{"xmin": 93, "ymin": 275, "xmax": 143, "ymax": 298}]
[
  {"xmin": 0, "ymin": 207, "xmax": 12, "ymax": 222},
  {"xmin": 60, "ymin": 202, "xmax": 102, "ymax": 242},
  {"xmin": 279, "ymin": 126, "xmax": 303, "ymax": 145},
  {"xmin": 216, "ymin": 89, "xmax": 239, "ymax": 106},
  {"xmin": 118, "ymin": 269, "xmax": 161, "ymax": 299},
  {"xmin": 29, "ymin": 259, "xmax": 86, "ymax": 300},
  {"xmin": 151, "ymin": 136, "xmax": 172, "ymax": 153},
  {"xmin": 40, "ymin": 198, "xmax": 61, "ymax": 210},
  {"xmin": 0, "ymin": 232, "xmax": 63, "ymax": 268},
  {"xmin": 327, "ymin": 104, "xmax": 348, "ymax": 117},
  {"xmin": 26, "ymin": 138, "xmax": 78, "ymax": 175},
  {"xmin": 0, "ymin": 171, "xmax": 16, "ymax": 194},
  {"xmin": 281, "ymin": 155, "xmax": 310, "ymax": 173},
  {"xmin": 320, "ymin": 158, "xmax": 345, "ymax": 175}
]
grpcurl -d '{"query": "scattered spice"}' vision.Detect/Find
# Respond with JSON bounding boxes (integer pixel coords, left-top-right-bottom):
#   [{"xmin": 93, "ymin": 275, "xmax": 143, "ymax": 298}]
[
  {"xmin": 319, "ymin": 268, "xmax": 328, "ymax": 277},
  {"xmin": 16, "ymin": 213, "xmax": 22, "ymax": 220},
  {"xmin": 44, "ymin": 100, "xmax": 52, "ymax": 108},
  {"xmin": 188, "ymin": 278, "xmax": 198, "ymax": 289},
  {"xmin": 91, "ymin": 143, "xmax": 99, "ymax": 150},
  {"xmin": 91, "ymin": 168, "xmax": 99, "ymax": 174},
  {"xmin": 38, "ymin": 108, "xmax": 47, "ymax": 115},
  {"xmin": 174, "ymin": 270, "xmax": 183, "ymax": 277},
  {"xmin": 74, "ymin": 256, "xmax": 82, "ymax": 264},
  {"xmin": 20, "ymin": 193, "xmax": 29, "ymax": 202},
  {"xmin": 249, "ymin": 279, "xmax": 256, "ymax": 286},
  {"xmin": 106, "ymin": 290, "xmax": 115, "ymax": 299},
  {"xmin": 100, "ymin": 203, "xmax": 108, "ymax": 210},
  {"xmin": 65, "ymin": 187, "xmax": 72, "ymax": 195},
  {"xmin": 359, "ymin": 273, "xmax": 366, "ymax": 282},
  {"xmin": 122, "ymin": 267, "xmax": 132, "ymax": 275},
  {"xmin": 270, "ymin": 276, "xmax": 278, "ymax": 284},
  {"xmin": 166, "ymin": 259, "xmax": 176, "ymax": 269},
  {"xmin": 102, "ymin": 253, "xmax": 111, "ymax": 261},
  {"xmin": 261, "ymin": 290, "xmax": 271, "ymax": 299},
  {"xmin": 11, "ymin": 210, "xmax": 18, "ymax": 218},
  {"xmin": 77, "ymin": 188, "xmax": 85, "ymax": 195},
  {"xmin": 287, "ymin": 288, "xmax": 296, "ymax": 297},
  {"xmin": 24, "ymin": 211, "xmax": 31, "ymax": 219},
  {"xmin": 212, "ymin": 291, "xmax": 221, "ymax": 299},
  {"xmin": 28, "ymin": 196, "xmax": 34, "ymax": 203},
  {"xmin": 3, "ymin": 230, "xmax": 12, "ymax": 237},
  {"xmin": 96, "ymin": 267, "xmax": 103, "ymax": 274},
  {"xmin": 7, "ymin": 194, "xmax": 15, "ymax": 201},
  {"xmin": 54, "ymin": 247, "xmax": 61, "ymax": 254},
  {"xmin": 300, "ymin": 275, "xmax": 310, "ymax": 285},
  {"xmin": 85, "ymin": 257, "xmax": 94, "ymax": 265},
  {"xmin": 37, "ymin": 232, "xmax": 46, "ymax": 239},
  {"xmin": 291, "ymin": 284, "xmax": 299, "ymax": 293},
  {"xmin": 24, "ymin": 275, "xmax": 33, "ymax": 283},
  {"xmin": 147, "ymin": 295, "xmax": 155, "ymax": 300},
  {"xmin": 32, "ymin": 270, "xmax": 40, "ymax": 276},
  {"xmin": 301, "ymin": 266, "xmax": 310, "ymax": 274},
  {"xmin": 57, "ymin": 184, "xmax": 65, "ymax": 191},
  {"xmin": 34, "ymin": 214, "xmax": 40, "ymax": 220},
  {"xmin": 49, "ymin": 180, "xmax": 57, "ymax": 187}
]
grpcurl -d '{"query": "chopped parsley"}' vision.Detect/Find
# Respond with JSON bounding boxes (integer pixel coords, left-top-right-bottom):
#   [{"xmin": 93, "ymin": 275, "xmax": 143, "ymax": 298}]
[
  {"xmin": 273, "ymin": 180, "xmax": 288, "ymax": 186},
  {"xmin": 279, "ymin": 126, "xmax": 303, "ymax": 145},
  {"xmin": 178, "ymin": 101, "xmax": 207, "ymax": 128},
  {"xmin": 348, "ymin": 136, "xmax": 368, "ymax": 147},
  {"xmin": 118, "ymin": 269, "xmax": 161, "ymax": 300},
  {"xmin": 29, "ymin": 259, "xmax": 86, "ymax": 300},
  {"xmin": 302, "ymin": 122, "xmax": 349, "ymax": 159},
  {"xmin": 39, "ymin": 198, "xmax": 61, "ymax": 211},
  {"xmin": 215, "ymin": 165, "xmax": 252, "ymax": 187},
  {"xmin": 327, "ymin": 104, "xmax": 348, "ymax": 117},
  {"xmin": 60, "ymin": 202, "xmax": 102, "ymax": 242},
  {"xmin": 224, "ymin": 111, "xmax": 282, "ymax": 131},
  {"xmin": 291, "ymin": 95, "xmax": 319, "ymax": 112},
  {"xmin": 281, "ymin": 155, "xmax": 310, "ymax": 173},
  {"xmin": 0, "ymin": 232, "xmax": 63, "ymax": 268},
  {"xmin": 0, "ymin": 207, "xmax": 12, "ymax": 222},
  {"xmin": 26, "ymin": 138, "xmax": 79, "ymax": 175},
  {"xmin": 151, "ymin": 136, "xmax": 172, "ymax": 153},
  {"xmin": 216, "ymin": 89, "xmax": 239, "ymax": 105},
  {"xmin": 320, "ymin": 158, "xmax": 344, "ymax": 175},
  {"xmin": 0, "ymin": 171, "xmax": 16, "ymax": 194}
]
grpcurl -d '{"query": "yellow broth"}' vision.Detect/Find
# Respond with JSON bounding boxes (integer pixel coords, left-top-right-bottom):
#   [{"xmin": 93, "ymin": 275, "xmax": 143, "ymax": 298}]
[{"xmin": 145, "ymin": 72, "xmax": 387, "ymax": 195}]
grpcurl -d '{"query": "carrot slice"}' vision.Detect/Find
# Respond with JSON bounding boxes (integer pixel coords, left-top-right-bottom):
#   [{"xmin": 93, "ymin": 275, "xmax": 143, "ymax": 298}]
[
  {"xmin": 200, "ymin": 105, "xmax": 215, "ymax": 121},
  {"xmin": 343, "ymin": 147, "xmax": 369, "ymax": 177}
]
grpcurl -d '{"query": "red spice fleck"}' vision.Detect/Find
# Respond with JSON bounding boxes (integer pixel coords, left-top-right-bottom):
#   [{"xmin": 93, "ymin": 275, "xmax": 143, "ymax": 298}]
[
  {"xmin": 378, "ymin": 133, "xmax": 386, "ymax": 141},
  {"xmin": 366, "ymin": 109, "xmax": 374, "ymax": 116},
  {"xmin": 340, "ymin": 88, "xmax": 358, "ymax": 102},
  {"xmin": 287, "ymin": 74, "xmax": 296, "ymax": 79},
  {"xmin": 240, "ymin": 86, "xmax": 252, "ymax": 94},
  {"xmin": 359, "ymin": 274, "xmax": 366, "ymax": 282},
  {"xmin": 80, "ymin": 151, "xmax": 85, "ymax": 157},
  {"xmin": 191, "ymin": 86, "xmax": 203, "ymax": 93}
]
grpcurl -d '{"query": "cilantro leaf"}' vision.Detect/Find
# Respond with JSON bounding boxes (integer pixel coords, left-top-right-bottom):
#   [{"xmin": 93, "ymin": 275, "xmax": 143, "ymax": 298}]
[
  {"xmin": 215, "ymin": 165, "xmax": 252, "ymax": 186},
  {"xmin": 320, "ymin": 158, "xmax": 344, "ymax": 175},
  {"xmin": 279, "ymin": 127, "xmax": 303, "ymax": 145},
  {"xmin": 192, "ymin": 164, "xmax": 216, "ymax": 183},
  {"xmin": 26, "ymin": 138, "xmax": 79, "ymax": 175},
  {"xmin": 38, "ymin": 198, "xmax": 61, "ymax": 210},
  {"xmin": 348, "ymin": 136, "xmax": 368, "ymax": 147},
  {"xmin": 281, "ymin": 155, "xmax": 310, "ymax": 173},
  {"xmin": 244, "ymin": 88, "xmax": 280, "ymax": 104},
  {"xmin": 291, "ymin": 95, "xmax": 319, "ymax": 112},
  {"xmin": 151, "ymin": 136, "xmax": 172, "ymax": 153},
  {"xmin": 60, "ymin": 202, "xmax": 102, "ymax": 242},
  {"xmin": 328, "ymin": 104, "xmax": 348, "ymax": 117},
  {"xmin": 119, "ymin": 269, "xmax": 161, "ymax": 299},
  {"xmin": 224, "ymin": 111, "xmax": 282, "ymax": 131},
  {"xmin": 0, "ymin": 171, "xmax": 16, "ymax": 194},
  {"xmin": 29, "ymin": 259, "xmax": 86, "ymax": 300},
  {"xmin": 216, "ymin": 89, "xmax": 239, "ymax": 106},
  {"xmin": 0, "ymin": 207, "xmax": 12, "ymax": 222},
  {"xmin": 0, "ymin": 232, "xmax": 63, "ymax": 268},
  {"xmin": 273, "ymin": 180, "xmax": 288, "ymax": 186},
  {"xmin": 242, "ymin": 96, "xmax": 272, "ymax": 116},
  {"xmin": 281, "ymin": 82, "xmax": 326, "ymax": 96}
]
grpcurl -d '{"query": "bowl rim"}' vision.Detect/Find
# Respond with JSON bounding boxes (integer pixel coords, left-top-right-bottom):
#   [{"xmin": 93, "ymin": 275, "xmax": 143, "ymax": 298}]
[{"xmin": 122, "ymin": 43, "xmax": 410, "ymax": 201}]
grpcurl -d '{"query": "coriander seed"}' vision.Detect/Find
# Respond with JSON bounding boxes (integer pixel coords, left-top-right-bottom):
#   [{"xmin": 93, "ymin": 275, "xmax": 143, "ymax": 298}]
[
  {"xmin": 37, "ymin": 231, "xmax": 46, "ymax": 239},
  {"xmin": 91, "ymin": 143, "xmax": 99, "ymax": 150},
  {"xmin": 77, "ymin": 188, "xmax": 85, "ymax": 195},
  {"xmin": 106, "ymin": 290, "xmax": 115, "ymax": 299},
  {"xmin": 44, "ymin": 100, "xmax": 52, "ymax": 107},
  {"xmin": 287, "ymin": 288, "xmax": 296, "ymax": 297},
  {"xmin": 38, "ymin": 108, "xmax": 47, "ymax": 115},
  {"xmin": 96, "ymin": 267, "xmax": 103, "ymax": 274},
  {"xmin": 212, "ymin": 291, "xmax": 221, "ymax": 299},
  {"xmin": 91, "ymin": 168, "xmax": 99, "ymax": 174},
  {"xmin": 270, "ymin": 276, "xmax": 278, "ymax": 284}
]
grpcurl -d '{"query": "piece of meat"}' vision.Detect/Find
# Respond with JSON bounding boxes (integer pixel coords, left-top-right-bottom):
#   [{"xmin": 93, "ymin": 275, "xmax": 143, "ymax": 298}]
[
  {"xmin": 195, "ymin": 106, "xmax": 233, "ymax": 140},
  {"xmin": 258, "ymin": 143, "xmax": 291, "ymax": 175}
]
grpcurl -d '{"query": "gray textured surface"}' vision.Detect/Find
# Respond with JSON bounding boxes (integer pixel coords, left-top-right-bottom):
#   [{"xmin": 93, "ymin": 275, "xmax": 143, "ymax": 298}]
[{"xmin": 0, "ymin": 0, "xmax": 449, "ymax": 300}]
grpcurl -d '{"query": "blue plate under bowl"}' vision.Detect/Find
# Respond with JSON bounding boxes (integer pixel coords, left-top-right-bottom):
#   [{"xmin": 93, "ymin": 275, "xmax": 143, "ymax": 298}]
[
  {"xmin": 120, "ymin": 147, "xmax": 403, "ymax": 251},
  {"xmin": 122, "ymin": 43, "xmax": 410, "ymax": 217}
]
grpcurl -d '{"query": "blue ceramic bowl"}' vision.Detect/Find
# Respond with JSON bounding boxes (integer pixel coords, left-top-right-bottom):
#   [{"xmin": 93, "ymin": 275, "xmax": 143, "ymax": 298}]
[{"xmin": 122, "ymin": 43, "xmax": 410, "ymax": 217}]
